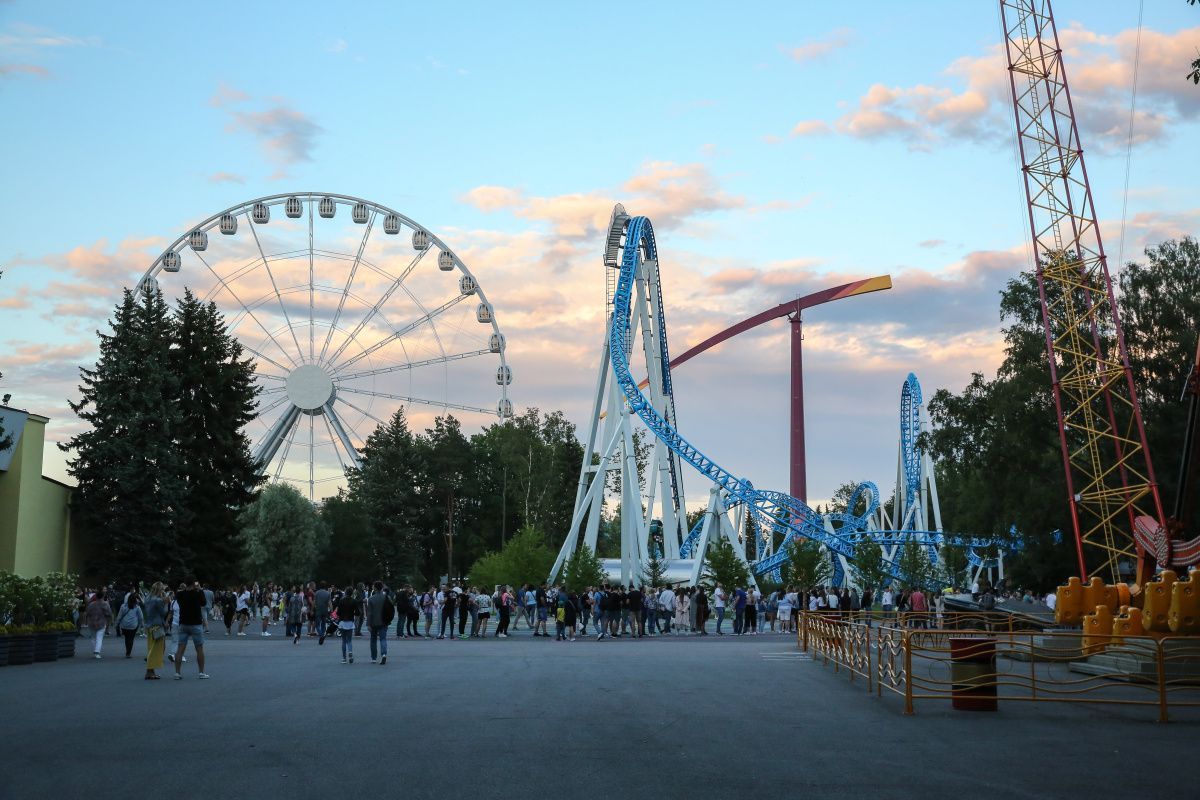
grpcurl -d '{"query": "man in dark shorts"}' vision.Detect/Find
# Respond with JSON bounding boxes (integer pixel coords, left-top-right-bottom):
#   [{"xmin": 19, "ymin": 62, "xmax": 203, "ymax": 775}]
[{"xmin": 173, "ymin": 579, "xmax": 209, "ymax": 679}]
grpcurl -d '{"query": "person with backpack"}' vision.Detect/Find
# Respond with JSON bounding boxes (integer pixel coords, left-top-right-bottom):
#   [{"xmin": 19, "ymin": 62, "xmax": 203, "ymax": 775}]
[{"xmin": 367, "ymin": 581, "xmax": 394, "ymax": 665}]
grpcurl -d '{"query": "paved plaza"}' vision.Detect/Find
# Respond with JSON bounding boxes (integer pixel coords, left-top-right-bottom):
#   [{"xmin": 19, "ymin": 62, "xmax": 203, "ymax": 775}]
[{"xmin": 0, "ymin": 629, "xmax": 1193, "ymax": 798}]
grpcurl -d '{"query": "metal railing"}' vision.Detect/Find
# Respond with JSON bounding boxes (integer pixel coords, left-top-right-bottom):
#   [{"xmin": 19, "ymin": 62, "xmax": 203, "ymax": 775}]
[{"xmin": 797, "ymin": 612, "xmax": 1200, "ymax": 721}]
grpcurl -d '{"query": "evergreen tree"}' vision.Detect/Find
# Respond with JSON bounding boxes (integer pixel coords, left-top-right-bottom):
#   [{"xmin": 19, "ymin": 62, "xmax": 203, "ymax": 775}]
[
  {"xmin": 781, "ymin": 537, "xmax": 831, "ymax": 589},
  {"xmin": 702, "ymin": 538, "xmax": 751, "ymax": 590},
  {"xmin": 420, "ymin": 415, "xmax": 473, "ymax": 579},
  {"xmin": 640, "ymin": 550, "xmax": 669, "ymax": 588},
  {"xmin": 896, "ymin": 540, "xmax": 932, "ymax": 589},
  {"xmin": 316, "ymin": 490, "xmax": 377, "ymax": 586},
  {"xmin": 171, "ymin": 291, "xmax": 261, "ymax": 582},
  {"xmin": 850, "ymin": 539, "xmax": 889, "ymax": 594},
  {"xmin": 238, "ymin": 482, "xmax": 328, "ymax": 585},
  {"xmin": 346, "ymin": 408, "xmax": 425, "ymax": 582},
  {"xmin": 562, "ymin": 544, "xmax": 606, "ymax": 593},
  {"xmin": 63, "ymin": 289, "xmax": 186, "ymax": 584}
]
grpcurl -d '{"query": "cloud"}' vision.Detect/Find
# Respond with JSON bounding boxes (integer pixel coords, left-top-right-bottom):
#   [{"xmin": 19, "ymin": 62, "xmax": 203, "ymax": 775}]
[
  {"xmin": 208, "ymin": 81, "xmax": 249, "ymax": 107},
  {"xmin": 785, "ymin": 25, "xmax": 1200, "ymax": 151},
  {"xmin": 790, "ymin": 120, "xmax": 830, "ymax": 137},
  {"xmin": 0, "ymin": 24, "xmax": 98, "ymax": 50},
  {"xmin": 918, "ymin": 239, "xmax": 945, "ymax": 248},
  {"xmin": 0, "ymin": 285, "xmax": 31, "ymax": 309},
  {"xmin": 461, "ymin": 186, "xmax": 524, "ymax": 212},
  {"xmin": 783, "ymin": 28, "xmax": 853, "ymax": 63},
  {"xmin": 225, "ymin": 103, "xmax": 323, "ymax": 168},
  {"xmin": 208, "ymin": 171, "xmax": 246, "ymax": 184},
  {"xmin": 327, "ymin": 38, "xmax": 347, "ymax": 54},
  {"xmin": 0, "ymin": 62, "xmax": 49, "ymax": 78}
]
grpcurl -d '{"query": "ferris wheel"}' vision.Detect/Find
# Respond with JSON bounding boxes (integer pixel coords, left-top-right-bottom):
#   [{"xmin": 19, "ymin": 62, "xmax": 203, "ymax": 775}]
[{"xmin": 136, "ymin": 192, "xmax": 512, "ymax": 500}]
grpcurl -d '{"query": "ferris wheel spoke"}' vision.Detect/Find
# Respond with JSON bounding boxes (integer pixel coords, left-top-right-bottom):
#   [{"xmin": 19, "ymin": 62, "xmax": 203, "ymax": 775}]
[
  {"xmin": 331, "ymin": 294, "xmax": 468, "ymax": 374},
  {"xmin": 338, "ymin": 386, "xmax": 494, "ymax": 416},
  {"xmin": 256, "ymin": 394, "xmax": 290, "ymax": 417},
  {"xmin": 335, "ymin": 348, "xmax": 491, "ymax": 382},
  {"xmin": 193, "ymin": 250, "xmax": 299, "ymax": 368},
  {"xmin": 324, "ymin": 247, "xmax": 431, "ymax": 366},
  {"xmin": 334, "ymin": 395, "xmax": 387, "ymax": 427},
  {"xmin": 308, "ymin": 197, "xmax": 315, "ymax": 361},
  {"xmin": 257, "ymin": 373, "xmax": 286, "ymax": 382},
  {"xmin": 246, "ymin": 210, "xmax": 305, "ymax": 362},
  {"xmin": 318, "ymin": 210, "xmax": 376, "ymax": 364},
  {"xmin": 308, "ymin": 413, "xmax": 316, "ymax": 500}
]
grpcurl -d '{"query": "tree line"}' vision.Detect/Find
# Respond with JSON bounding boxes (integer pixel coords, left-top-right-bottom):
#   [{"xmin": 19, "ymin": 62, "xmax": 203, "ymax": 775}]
[
  {"xmin": 63, "ymin": 287, "xmax": 585, "ymax": 589},
  {"xmin": 926, "ymin": 237, "xmax": 1200, "ymax": 590}
]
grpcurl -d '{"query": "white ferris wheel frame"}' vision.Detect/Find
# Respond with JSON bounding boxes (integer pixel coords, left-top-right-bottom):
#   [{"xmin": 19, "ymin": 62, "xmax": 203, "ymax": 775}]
[{"xmin": 134, "ymin": 192, "xmax": 511, "ymax": 499}]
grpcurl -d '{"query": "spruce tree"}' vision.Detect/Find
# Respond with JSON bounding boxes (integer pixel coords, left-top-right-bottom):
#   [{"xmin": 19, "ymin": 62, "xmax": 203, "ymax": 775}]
[
  {"xmin": 563, "ymin": 544, "xmax": 606, "ymax": 592},
  {"xmin": 346, "ymin": 408, "xmax": 425, "ymax": 582},
  {"xmin": 171, "ymin": 290, "xmax": 261, "ymax": 582},
  {"xmin": 64, "ymin": 289, "xmax": 186, "ymax": 584}
]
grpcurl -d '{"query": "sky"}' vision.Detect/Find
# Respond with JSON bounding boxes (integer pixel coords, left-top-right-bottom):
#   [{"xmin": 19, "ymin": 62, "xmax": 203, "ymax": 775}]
[{"xmin": 1, "ymin": 1, "xmax": 1199, "ymax": 514}]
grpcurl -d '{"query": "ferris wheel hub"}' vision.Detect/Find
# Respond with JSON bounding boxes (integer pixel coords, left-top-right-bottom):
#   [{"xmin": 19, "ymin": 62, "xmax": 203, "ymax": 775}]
[{"xmin": 286, "ymin": 364, "xmax": 335, "ymax": 413}]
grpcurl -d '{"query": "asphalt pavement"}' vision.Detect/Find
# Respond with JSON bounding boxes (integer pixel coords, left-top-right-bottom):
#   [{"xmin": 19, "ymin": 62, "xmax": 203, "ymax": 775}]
[{"xmin": 0, "ymin": 623, "xmax": 1192, "ymax": 799}]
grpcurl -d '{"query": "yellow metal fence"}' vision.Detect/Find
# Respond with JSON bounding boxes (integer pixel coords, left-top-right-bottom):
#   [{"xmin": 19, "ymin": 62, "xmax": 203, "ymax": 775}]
[{"xmin": 797, "ymin": 611, "xmax": 1200, "ymax": 721}]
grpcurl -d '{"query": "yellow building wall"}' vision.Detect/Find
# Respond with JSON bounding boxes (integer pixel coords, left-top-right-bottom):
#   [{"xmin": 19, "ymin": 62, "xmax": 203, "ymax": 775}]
[{"xmin": 0, "ymin": 413, "xmax": 73, "ymax": 577}]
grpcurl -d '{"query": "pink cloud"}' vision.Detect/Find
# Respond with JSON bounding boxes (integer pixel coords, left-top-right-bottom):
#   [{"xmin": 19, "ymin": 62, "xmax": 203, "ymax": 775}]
[
  {"xmin": 461, "ymin": 185, "xmax": 525, "ymax": 212},
  {"xmin": 208, "ymin": 171, "xmax": 246, "ymax": 184},
  {"xmin": 783, "ymin": 28, "xmax": 853, "ymax": 63},
  {"xmin": 0, "ymin": 63, "xmax": 50, "ymax": 79},
  {"xmin": 785, "ymin": 25, "xmax": 1200, "ymax": 150}
]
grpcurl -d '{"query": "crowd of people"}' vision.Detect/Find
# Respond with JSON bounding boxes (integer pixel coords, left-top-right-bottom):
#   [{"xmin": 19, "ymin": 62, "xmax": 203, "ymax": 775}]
[{"xmin": 72, "ymin": 576, "xmax": 1045, "ymax": 679}]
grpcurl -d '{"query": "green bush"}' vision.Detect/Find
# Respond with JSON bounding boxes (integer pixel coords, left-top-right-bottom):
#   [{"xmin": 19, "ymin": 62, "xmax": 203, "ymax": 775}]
[{"xmin": 0, "ymin": 571, "xmax": 79, "ymax": 625}]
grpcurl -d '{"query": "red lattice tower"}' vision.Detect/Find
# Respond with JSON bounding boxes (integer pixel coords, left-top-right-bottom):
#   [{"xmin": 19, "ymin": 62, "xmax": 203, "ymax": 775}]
[{"xmin": 1000, "ymin": 0, "xmax": 1166, "ymax": 582}]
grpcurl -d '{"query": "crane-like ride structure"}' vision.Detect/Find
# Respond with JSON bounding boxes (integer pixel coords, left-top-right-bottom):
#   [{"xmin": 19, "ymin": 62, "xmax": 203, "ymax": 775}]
[{"xmin": 1000, "ymin": 0, "xmax": 1167, "ymax": 584}]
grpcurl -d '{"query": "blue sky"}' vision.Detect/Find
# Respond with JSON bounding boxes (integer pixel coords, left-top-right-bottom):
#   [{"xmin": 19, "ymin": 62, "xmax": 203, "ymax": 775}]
[{"xmin": 2, "ymin": 1, "xmax": 1198, "ymax": 512}]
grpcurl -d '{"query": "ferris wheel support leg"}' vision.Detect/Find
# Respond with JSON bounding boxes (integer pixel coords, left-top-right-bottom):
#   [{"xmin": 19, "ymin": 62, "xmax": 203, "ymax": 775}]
[
  {"xmin": 253, "ymin": 404, "xmax": 301, "ymax": 474},
  {"xmin": 324, "ymin": 402, "xmax": 363, "ymax": 470}
]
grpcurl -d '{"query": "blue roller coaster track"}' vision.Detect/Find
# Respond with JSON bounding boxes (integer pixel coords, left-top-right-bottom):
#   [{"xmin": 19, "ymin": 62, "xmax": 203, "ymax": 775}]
[
  {"xmin": 611, "ymin": 215, "xmax": 889, "ymax": 579},
  {"xmin": 614, "ymin": 214, "xmax": 1032, "ymax": 589}
]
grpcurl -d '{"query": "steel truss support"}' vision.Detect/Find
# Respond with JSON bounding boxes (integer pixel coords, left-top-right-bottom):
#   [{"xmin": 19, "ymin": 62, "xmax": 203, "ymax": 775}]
[{"xmin": 1001, "ymin": 0, "xmax": 1165, "ymax": 582}]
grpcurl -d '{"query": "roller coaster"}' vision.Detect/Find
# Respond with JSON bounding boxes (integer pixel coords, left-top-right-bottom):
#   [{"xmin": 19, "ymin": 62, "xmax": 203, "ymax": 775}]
[{"xmin": 551, "ymin": 206, "xmax": 1014, "ymax": 589}]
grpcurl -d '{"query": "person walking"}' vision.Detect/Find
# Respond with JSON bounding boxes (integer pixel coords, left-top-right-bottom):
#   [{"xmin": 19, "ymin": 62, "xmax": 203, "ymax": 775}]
[
  {"xmin": 286, "ymin": 588, "xmax": 305, "ymax": 644},
  {"xmin": 114, "ymin": 595, "xmax": 143, "ymax": 658},
  {"xmin": 172, "ymin": 580, "xmax": 209, "ymax": 680},
  {"xmin": 367, "ymin": 581, "xmax": 394, "ymax": 665},
  {"xmin": 84, "ymin": 590, "xmax": 112, "ymax": 659},
  {"xmin": 336, "ymin": 586, "xmax": 357, "ymax": 663},
  {"xmin": 313, "ymin": 582, "xmax": 332, "ymax": 645},
  {"xmin": 143, "ymin": 582, "xmax": 167, "ymax": 680}
]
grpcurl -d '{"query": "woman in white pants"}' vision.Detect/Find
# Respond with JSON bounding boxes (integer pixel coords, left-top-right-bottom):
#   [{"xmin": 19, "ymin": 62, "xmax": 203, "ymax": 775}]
[{"xmin": 84, "ymin": 592, "xmax": 112, "ymax": 658}]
